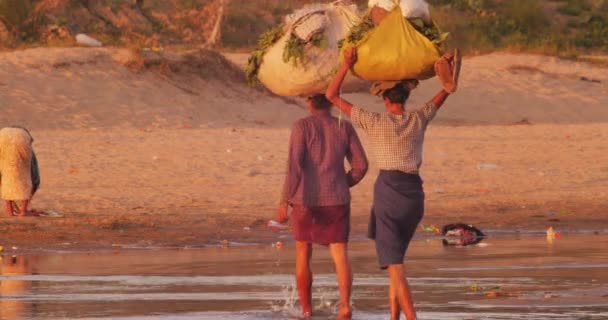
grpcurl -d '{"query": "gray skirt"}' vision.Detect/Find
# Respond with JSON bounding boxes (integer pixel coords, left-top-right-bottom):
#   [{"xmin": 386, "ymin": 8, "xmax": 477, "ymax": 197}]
[{"xmin": 368, "ymin": 170, "xmax": 424, "ymax": 268}]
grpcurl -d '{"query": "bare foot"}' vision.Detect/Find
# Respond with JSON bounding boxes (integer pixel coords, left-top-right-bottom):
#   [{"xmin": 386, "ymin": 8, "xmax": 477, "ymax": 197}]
[
  {"xmin": 299, "ymin": 311, "xmax": 312, "ymax": 320},
  {"xmin": 16, "ymin": 210, "xmax": 37, "ymax": 217},
  {"xmin": 337, "ymin": 306, "xmax": 352, "ymax": 320},
  {"xmin": 25, "ymin": 210, "xmax": 41, "ymax": 217}
]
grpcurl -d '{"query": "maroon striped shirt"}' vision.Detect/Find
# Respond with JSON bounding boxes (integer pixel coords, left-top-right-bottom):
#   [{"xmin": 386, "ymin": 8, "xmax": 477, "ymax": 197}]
[{"xmin": 281, "ymin": 114, "xmax": 368, "ymax": 207}]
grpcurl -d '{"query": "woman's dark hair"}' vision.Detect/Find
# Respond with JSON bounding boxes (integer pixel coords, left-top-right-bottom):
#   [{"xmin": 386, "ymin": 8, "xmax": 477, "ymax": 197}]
[
  {"xmin": 309, "ymin": 94, "xmax": 332, "ymax": 110},
  {"xmin": 382, "ymin": 83, "xmax": 410, "ymax": 104}
]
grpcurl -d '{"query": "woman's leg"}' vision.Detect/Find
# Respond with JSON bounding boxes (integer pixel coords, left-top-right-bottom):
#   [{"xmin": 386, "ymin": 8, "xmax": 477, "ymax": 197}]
[
  {"xmin": 389, "ymin": 277, "xmax": 401, "ymax": 320},
  {"xmin": 18, "ymin": 200, "xmax": 29, "ymax": 216},
  {"xmin": 329, "ymin": 242, "xmax": 352, "ymax": 319},
  {"xmin": 295, "ymin": 241, "xmax": 313, "ymax": 317},
  {"xmin": 388, "ymin": 264, "xmax": 416, "ymax": 320},
  {"xmin": 5, "ymin": 200, "xmax": 14, "ymax": 216}
]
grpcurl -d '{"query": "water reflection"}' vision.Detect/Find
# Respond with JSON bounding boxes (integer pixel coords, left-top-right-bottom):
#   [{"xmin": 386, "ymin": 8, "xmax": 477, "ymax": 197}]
[
  {"xmin": 1, "ymin": 255, "xmax": 33, "ymax": 320},
  {"xmin": 0, "ymin": 234, "xmax": 606, "ymax": 319}
]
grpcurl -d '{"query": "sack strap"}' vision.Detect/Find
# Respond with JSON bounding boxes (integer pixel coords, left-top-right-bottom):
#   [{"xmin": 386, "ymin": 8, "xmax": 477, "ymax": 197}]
[{"xmin": 289, "ymin": 10, "xmax": 326, "ymax": 32}]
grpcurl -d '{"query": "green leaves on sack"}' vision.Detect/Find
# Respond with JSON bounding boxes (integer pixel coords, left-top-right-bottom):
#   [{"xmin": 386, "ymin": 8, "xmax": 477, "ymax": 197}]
[
  {"xmin": 338, "ymin": 18, "xmax": 374, "ymax": 49},
  {"xmin": 245, "ymin": 24, "xmax": 285, "ymax": 86},
  {"xmin": 409, "ymin": 17, "xmax": 449, "ymax": 46},
  {"xmin": 282, "ymin": 32, "xmax": 327, "ymax": 67},
  {"xmin": 246, "ymin": 25, "xmax": 328, "ymax": 86},
  {"xmin": 339, "ymin": 16, "xmax": 447, "ymax": 49}
]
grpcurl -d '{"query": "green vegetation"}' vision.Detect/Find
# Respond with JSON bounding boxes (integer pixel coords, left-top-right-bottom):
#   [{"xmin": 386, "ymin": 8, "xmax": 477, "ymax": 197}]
[
  {"xmin": 339, "ymin": 15, "xmax": 446, "ymax": 50},
  {"xmin": 1, "ymin": 0, "xmax": 606, "ymax": 56},
  {"xmin": 282, "ymin": 32, "xmax": 326, "ymax": 66},
  {"xmin": 222, "ymin": 0, "xmax": 607, "ymax": 56},
  {"xmin": 245, "ymin": 24, "xmax": 284, "ymax": 86},
  {"xmin": 555, "ymin": 0, "xmax": 591, "ymax": 16},
  {"xmin": 0, "ymin": 0, "xmax": 31, "ymax": 26},
  {"xmin": 426, "ymin": 0, "xmax": 608, "ymax": 54},
  {"xmin": 340, "ymin": 18, "xmax": 374, "ymax": 48},
  {"xmin": 245, "ymin": 26, "xmax": 327, "ymax": 87}
]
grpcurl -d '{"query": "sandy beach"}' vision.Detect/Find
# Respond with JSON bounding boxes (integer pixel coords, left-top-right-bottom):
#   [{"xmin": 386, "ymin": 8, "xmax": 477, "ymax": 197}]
[{"xmin": 0, "ymin": 47, "xmax": 607, "ymax": 252}]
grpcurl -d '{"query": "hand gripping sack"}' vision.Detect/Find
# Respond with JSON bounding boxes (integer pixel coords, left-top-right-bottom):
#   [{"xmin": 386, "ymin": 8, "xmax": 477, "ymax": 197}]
[
  {"xmin": 343, "ymin": 5, "xmax": 441, "ymax": 81},
  {"xmin": 256, "ymin": 2, "xmax": 365, "ymax": 97}
]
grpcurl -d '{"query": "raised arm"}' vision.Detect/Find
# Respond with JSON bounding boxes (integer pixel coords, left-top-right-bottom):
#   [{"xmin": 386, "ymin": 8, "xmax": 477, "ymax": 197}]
[
  {"xmin": 430, "ymin": 89, "xmax": 450, "ymax": 110},
  {"xmin": 430, "ymin": 51, "xmax": 459, "ymax": 110},
  {"xmin": 325, "ymin": 47, "xmax": 358, "ymax": 117}
]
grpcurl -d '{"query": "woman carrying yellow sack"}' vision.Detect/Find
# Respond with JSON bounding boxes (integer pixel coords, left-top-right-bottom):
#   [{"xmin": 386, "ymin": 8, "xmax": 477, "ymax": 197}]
[
  {"xmin": 341, "ymin": 0, "xmax": 456, "ymax": 90},
  {"xmin": 327, "ymin": 46, "xmax": 460, "ymax": 320}
]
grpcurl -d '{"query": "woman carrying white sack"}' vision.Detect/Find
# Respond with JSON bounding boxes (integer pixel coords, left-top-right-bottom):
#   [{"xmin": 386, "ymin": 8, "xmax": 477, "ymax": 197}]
[
  {"xmin": 0, "ymin": 126, "xmax": 40, "ymax": 217},
  {"xmin": 247, "ymin": 0, "xmax": 366, "ymax": 97}
]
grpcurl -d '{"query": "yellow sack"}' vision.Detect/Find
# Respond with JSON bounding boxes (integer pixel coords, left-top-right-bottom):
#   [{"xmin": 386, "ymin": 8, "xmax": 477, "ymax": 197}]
[{"xmin": 344, "ymin": 6, "xmax": 441, "ymax": 81}]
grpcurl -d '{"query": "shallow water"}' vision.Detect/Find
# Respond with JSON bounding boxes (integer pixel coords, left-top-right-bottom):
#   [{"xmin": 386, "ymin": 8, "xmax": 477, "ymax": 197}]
[{"xmin": 1, "ymin": 234, "xmax": 607, "ymax": 320}]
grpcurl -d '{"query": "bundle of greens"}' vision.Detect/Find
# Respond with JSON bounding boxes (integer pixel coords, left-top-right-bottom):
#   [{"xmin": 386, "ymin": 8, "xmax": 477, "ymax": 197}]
[
  {"xmin": 245, "ymin": 24, "xmax": 285, "ymax": 86},
  {"xmin": 339, "ymin": 15, "xmax": 447, "ymax": 49},
  {"xmin": 408, "ymin": 18, "xmax": 447, "ymax": 46},
  {"xmin": 282, "ymin": 32, "xmax": 327, "ymax": 67},
  {"xmin": 338, "ymin": 18, "xmax": 375, "ymax": 49},
  {"xmin": 246, "ymin": 25, "xmax": 328, "ymax": 86}
]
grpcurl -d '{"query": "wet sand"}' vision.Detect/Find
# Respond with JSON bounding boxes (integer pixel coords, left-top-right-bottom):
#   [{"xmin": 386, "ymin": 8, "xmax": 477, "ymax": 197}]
[
  {"xmin": 0, "ymin": 124, "xmax": 606, "ymax": 253},
  {"xmin": 1, "ymin": 234, "xmax": 607, "ymax": 319},
  {"xmin": 0, "ymin": 48, "xmax": 607, "ymax": 252}
]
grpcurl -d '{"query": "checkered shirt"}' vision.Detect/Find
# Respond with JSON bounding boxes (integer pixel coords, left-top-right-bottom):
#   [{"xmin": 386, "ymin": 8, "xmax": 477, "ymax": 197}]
[
  {"xmin": 282, "ymin": 114, "xmax": 368, "ymax": 207},
  {"xmin": 351, "ymin": 102, "xmax": 438, "ymax": 174}
]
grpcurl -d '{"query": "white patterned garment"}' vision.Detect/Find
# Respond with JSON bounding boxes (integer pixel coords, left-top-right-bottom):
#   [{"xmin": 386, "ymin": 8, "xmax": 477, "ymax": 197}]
[
  {"xmin": 350, "ymin": 102, "xmax": 438, "ymax": 174},
  {"xmin": 368, "ymin": 0, "xmax": 431, "ymax": 23},
  {"xmin": 0, "ymin": 127, "xmax": 34, "ymax": 200}
]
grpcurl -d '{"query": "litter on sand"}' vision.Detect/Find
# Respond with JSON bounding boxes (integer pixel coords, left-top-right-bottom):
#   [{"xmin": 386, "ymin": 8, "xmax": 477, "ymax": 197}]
[
  {"xmin": 442, "ymin": 223, "xmax": 485, "ymax": 246},
  {"xmin": 38, "ymin": 210, "xmax": 65, "ymax": 217},
  {"xmin": 420, "ymin": 224, "xmax": 441, "ymax": 234},
  {"xmin": 267, "ymin": 220, "xmax": 289, "ymax": 230}
]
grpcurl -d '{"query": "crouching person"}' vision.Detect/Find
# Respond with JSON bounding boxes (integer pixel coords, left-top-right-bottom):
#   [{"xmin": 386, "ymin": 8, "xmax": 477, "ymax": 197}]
[{"xmin": 0, "ymin": 127, "xmax": 40, "ymax": 217}]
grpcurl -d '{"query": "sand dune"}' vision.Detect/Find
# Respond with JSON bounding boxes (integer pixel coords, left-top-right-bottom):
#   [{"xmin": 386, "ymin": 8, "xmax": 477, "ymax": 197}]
[
  {"xmin": 0, "ymin": 48, "xmax": 306, "ymax": 130},
  {"xmin": 0, "ymin": 48, "xmax": 606, "ymax": 251},
  {"xmin": 227, "ymin": 52, "xmax": 608, "ymax": 125}
]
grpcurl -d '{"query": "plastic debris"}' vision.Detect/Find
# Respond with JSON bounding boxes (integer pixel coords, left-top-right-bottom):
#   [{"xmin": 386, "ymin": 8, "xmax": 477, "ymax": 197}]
[
  {"xmin": 442, "ymin": 223, "xmax": 486, "ymax": 246},
  {"xmin": 267, "ymin": 220, "xmax": 289, "ymax": 230},
  {"xmin": 546, "ymin": 226, "xmax": 557, "ymax": 243},
  {"xmin": 40, "ymin": 210, "xmax": 64, "ymax": 218},
  {"xmin": 76, "ymin": 34, "xmax": 103, "ymax": 47},
  {"xmin": 471, "ymin": 284, "xmax": 500, "ymax": 293},
  {"xmin": 485, "ymin": 291, "xmax": 501, "ymax": 298},
  {"xmin": 477, "ymin": 163, "xmax": 499, "ymax": 170},
  {"xmin": 420, "ymin": 224, "xmax": 441, "ymax": 234}
]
